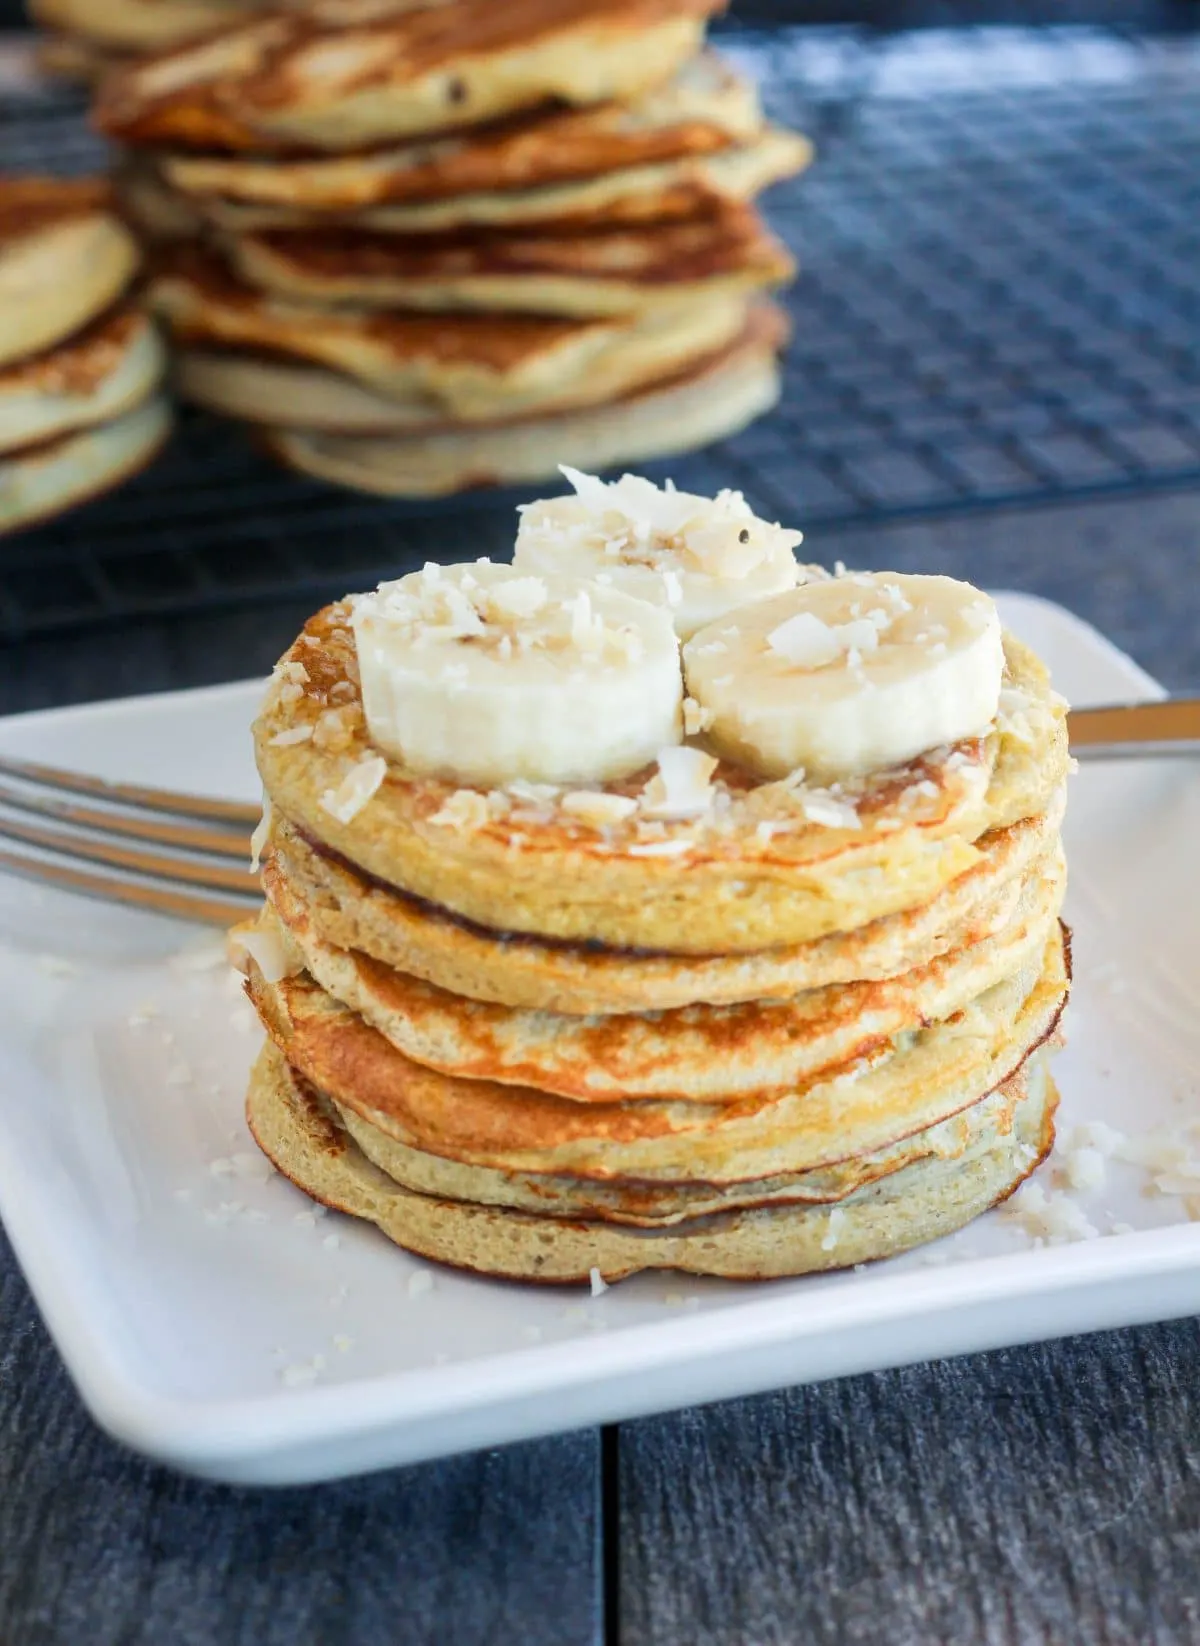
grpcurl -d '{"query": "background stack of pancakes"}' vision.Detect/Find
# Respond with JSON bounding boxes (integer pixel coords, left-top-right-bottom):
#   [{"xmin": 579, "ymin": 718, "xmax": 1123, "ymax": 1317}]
[
  {"xmin": 239, "ymin": 590, "xmax": 1072, "ymax": 1282},
  {"xmin": 0, "ymin": 177, "xmax": 170, "ymax": 536},
  {"xmin": 88, "ymin": 0, "xmax": 809, "ymax": 497}
]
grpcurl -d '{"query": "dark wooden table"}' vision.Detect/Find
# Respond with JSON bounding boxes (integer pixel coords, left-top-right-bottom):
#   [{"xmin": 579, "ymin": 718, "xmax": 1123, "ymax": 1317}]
[{"xmin": 1, "ymin": 486, "xmax": 1198, "ymax": 1645}]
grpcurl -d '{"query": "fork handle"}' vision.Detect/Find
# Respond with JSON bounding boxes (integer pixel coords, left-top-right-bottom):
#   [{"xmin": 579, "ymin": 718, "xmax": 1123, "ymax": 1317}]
[{"xmin": 1068, "ymin": 698, "xmax": 1200, "ymax": 759}]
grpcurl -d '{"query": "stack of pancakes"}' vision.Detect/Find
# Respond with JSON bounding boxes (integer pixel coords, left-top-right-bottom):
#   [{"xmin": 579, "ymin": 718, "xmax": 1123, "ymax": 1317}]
[
  {"xmin": 239, "ymin": 601, "xmax": 1071, "ymax": 1282},
  {"xmin": 90, "ymin": 0, "xmax": 808, "ymax": 495},
  {"xmin": 0, "ymin": 177, "xmax": 170, "ymax": 536}
]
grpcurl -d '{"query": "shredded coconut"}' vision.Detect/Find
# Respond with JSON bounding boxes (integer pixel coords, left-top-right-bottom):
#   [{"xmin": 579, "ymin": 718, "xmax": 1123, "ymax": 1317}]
[
  {"xmin": 800, "ymin": 791, "xmax": 861, "ymax": 830},
  {"xmin": 249, "ymin": 794, "xmax": 272, "ymax": 873},
  {"xmin": 229, "ymin": 921, "xmax": 295, "ymax": 985},
  {"xmin": 560, "ymin": 791, "xmax": 638, "ymax": 827},
  {"xmin": 312, "ymin": 706, "xmax": 358, "ymax": 752},
  {"xmin": 319, "ymin": 755, "xmax": 387, "ymax": 824},
  {"xmin": 429, "ymin": 789, "xmax": 491, "ymax": 832},
  {"xmin": 1002, "ymin": 1179, "xmax": 1100, "ymax": 1244},
  {"xmin": 1062, "ymin": 1146, "xmax": 1107, "ymax": 1194},
  {"xmin": 268, "ymin": 725, "xmax": 314, "ymax": 747},
  {"xmin": 820, "ymin": 1206, "xmax": 848, "ymax": 1252},
  {"xmin": 640, "ymin": 746, "xmax": 718, "ymax": 821},
  {"xmin": 683, "ymin": 695, "xmax": 715, "ymax": 736}
]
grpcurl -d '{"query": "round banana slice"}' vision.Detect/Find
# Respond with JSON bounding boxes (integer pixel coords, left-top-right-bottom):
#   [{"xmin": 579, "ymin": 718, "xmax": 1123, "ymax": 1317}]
[
  {"xmin": 351, "ymin": 561, "xmax": 681, "ymax": 788},
  {"xmin": 513, "ymin": 465, "xmax": 815, "ymax": 640},
  {"xmin": 682, "ymin": 572, "xmax": 1005, "ymax": 782}
]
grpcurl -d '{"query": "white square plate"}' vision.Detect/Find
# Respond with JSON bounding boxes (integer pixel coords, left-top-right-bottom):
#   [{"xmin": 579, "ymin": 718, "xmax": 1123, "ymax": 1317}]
[{"xmin": 0, "ymin": 593, "xmax": 1197, "ymax": 1485}]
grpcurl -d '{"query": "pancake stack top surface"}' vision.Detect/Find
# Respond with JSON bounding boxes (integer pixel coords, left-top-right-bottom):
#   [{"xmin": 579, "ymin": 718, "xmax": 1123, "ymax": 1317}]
[
  {"xmin": 0, "ymin": 175, "xmax": 170, "ymax": 536},
  {"xmin": 238, "ymin": 467, "xmax": 1073, "ymax": 1283},
  {"xmin": 90, "ymin": 0, "xmax": 810, "ymax": 496}
]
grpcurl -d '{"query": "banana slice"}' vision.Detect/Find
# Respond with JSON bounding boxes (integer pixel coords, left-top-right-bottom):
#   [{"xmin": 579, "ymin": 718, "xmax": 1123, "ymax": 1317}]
[
  {"xmin": 682, "ymin": 572, "xmax": 1005, "ymax": 782},
  {"xmin": 351, "ymin": 560, "xmax": 681, "ymax": 788},
  {"xmin": 513, "ymin": 465, "xmax": 816, "ymax": 640}
]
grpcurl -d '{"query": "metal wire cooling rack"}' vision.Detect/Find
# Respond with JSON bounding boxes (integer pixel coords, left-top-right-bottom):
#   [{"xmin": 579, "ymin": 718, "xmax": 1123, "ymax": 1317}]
[{"xmin": 2, "ymin": 24, "xmax": 1200, "ymax": 639}]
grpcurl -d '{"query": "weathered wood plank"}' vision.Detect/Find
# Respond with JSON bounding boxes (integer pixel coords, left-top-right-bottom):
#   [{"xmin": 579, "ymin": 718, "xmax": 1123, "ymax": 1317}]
[
  {"xmin": 619, "ymin": 1321, "xmax": 1200, "ymax": 1645},
  {"xmin": 0, "ymin": 1229, "xmax": 601, "ymax": 1646}
]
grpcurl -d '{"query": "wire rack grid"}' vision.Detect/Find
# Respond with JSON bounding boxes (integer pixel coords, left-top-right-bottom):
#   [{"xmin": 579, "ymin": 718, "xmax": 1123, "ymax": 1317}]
[{"xmin": 2, "ymin": 24, "xmax": 1200, "ymax": 639}]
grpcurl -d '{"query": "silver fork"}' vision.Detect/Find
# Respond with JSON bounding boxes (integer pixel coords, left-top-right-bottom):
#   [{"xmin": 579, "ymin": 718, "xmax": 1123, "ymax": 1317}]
[
  {"xmin": 0, "ymin": 753, "xmax": 261, "ymax": 926},
  {"xmin": 0, "ymin": 699, "xmax": 1196, "ymax": 927}
]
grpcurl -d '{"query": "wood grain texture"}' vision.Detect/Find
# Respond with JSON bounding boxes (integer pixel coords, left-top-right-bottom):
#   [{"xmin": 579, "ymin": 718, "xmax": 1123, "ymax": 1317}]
[
  {"xmin": 0, "ymin": 1226, "xmax": 600, "ymax": 1646},
  {"xmin": 619, "ymin": 1321, "xmax": 1200, "ymax": 1645}
]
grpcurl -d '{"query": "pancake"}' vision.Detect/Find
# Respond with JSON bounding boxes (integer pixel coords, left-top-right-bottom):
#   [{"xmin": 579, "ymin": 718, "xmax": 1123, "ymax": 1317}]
[
  {"xmin": 329, "ymin": 1053, "xmax": 1045, "ymax": 1226},
  {"xmin": 0, "ymin": 178, "xmax": 140, "ymax": 369},
  {"xmin": 245, "ymin": 925, "xmax": 1067, "ymax": 1184},
  {"xmin": 0, "ymin": 306, "xmax": 166, "ymax": 456},
  {"xmin": 113, "ymin": 154, "xmax": 209, "ymax": 242},
  {"xmin": 173, "ymin": 129, "xmax": 812, "ymax": 235},
  {"xmin": 161, "ymin": 53, "xmax": 766, "ymax": 212},
  {"xmin": 253, "ymin": 611, "xmax": 1070, "ymax": 953},
  {"xmin": 151, "ymin": 247, "xmax": 755, "ymax": 420},
  {"xmin": 258, "ymin": 848, "xmax": 1065, "ymax": 1101},
  {"xmin": 95, "ymin": 0, "xmax": 725, "ymax": 153},
  {"xmin": 175, "ymin": 348, "xmax": 458, "ymax": 432},
  {"xmin": 245, "ymin": 1038, "xmax": 1059, "ymax": 1279},
  {"xmin": 29, "ymin": 0, "xmax": 250, "ymax": 52},
  {"xmin": 224, "ymin": 205, "xmax": 795, "ymax": 316},
  {"xmin": 165, "ymin": 293, "xmax": 760, "ymax": 429},
  {"xmin": 261, "ymin": 317, "xmax": 783, "ymax": 495},
  {"xmin": 265, "ymin": 796, "xmax": 1066, "ymax": 1014},
  {"xmin": 0, "ymin": 395, "xmax": 171, "ymax": 536}
]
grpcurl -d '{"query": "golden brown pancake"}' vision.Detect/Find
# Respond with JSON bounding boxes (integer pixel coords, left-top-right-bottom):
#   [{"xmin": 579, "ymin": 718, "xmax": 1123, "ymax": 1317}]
[
  {"xmin": 151, "ymin": 246, "xmax": 756, "ymax": 420},
  {"xmin": 0, "ymin": 305, "xmax": 166, "ymax": 455},
  {"xmin": 159, "ymin": 53, "xmax": 766, "ymax": 212},
  {"xmin": 0, "ymin": 302, "xmax": 166, "ymax": 454},
  {"xmin": 113, "ymin": 153, "xmax": 209, "ymax": 242},
  {"xmin": 0, "ymin": 395, "xmax": 171, "ymax": 536},
  {"xmin": 29, "ymin": 0, "xmax": 251, "ymax": 52},
  {"xmin": 258, "ymin": 848, "xmax": 1065, "ymax": 1101},
  {"xmin": 260, "ymin": 314, "xmax": 783, "ymax": 495},
  {"xmin": 245, "ymin": 926, "xmax": 1067, "ymax": 1184},
  {"xmin": 148, "ymin": 55, "xmax": 808, "ymax": 234},
  {"xmin": 164, "ymin": 128, "xmax": 811, "ymax": 235},
  {"xmin": 0, "ymin": 177, "xmax": 140, "ymax": 369},
  {"xmin": 253, "ymin": 610, "xmax": 1070, "ymax": 954},
  {"xmin": 95, "ymin": 0, "xmax": 726, "ymax": 153},
  {"xmin": 224, "ymin": 204, "xmax": 795, "ymax": 317},
  {"xmin": 245, "ymin": 1038, "xmax": 1059, "ymax": 1279},
  {"xmin": 328, "ymin": 1054, "xmax": 1045, "ymax": 1226},
  {"xmin": 174, "ymin": 348, "xmax": 449, "ymax": 432},
  {"xmin": 264, "ymin": 798, "xmax": 1065, "ymax": 1014}
]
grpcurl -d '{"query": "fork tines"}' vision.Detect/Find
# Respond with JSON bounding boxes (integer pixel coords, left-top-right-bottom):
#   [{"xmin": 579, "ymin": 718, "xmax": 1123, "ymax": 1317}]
[{"xmin": 0, "ymin": 753, "xmax": 262, "ymax": 926}]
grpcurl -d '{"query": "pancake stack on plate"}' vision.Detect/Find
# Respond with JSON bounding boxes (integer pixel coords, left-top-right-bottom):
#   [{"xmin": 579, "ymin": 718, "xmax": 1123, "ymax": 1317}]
[
  {"xmin": 237, "ymin": 470, "xmax": 1072, "ymax": 1282},
  {"xmin": 91, "ymin": 0, "xmax": 809, "ymax": 495},
  {"xmin": 0, "ymin": 177, "xmax": 171, "ymax": 536}
]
